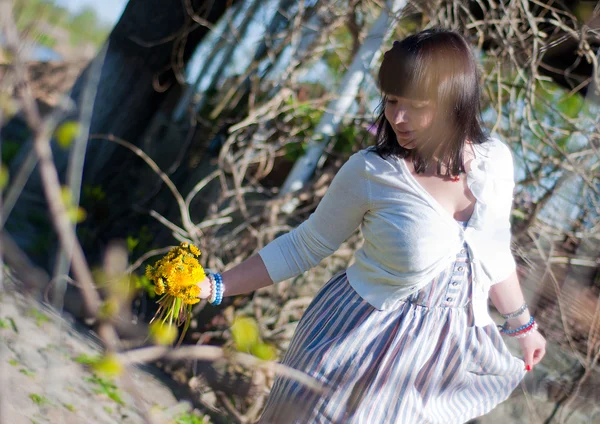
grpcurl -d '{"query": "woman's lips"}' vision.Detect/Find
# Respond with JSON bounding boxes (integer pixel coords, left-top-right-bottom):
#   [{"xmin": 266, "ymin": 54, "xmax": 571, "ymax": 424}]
[{"xmin": 396, "ymin": 129, "xmax": 413, "ymax": 139}]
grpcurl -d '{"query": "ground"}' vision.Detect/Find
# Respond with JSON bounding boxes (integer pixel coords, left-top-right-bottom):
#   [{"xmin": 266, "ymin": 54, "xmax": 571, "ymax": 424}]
[{"xmin": 0, "ymin": 278, "xmax": 210, "ymax": 424}]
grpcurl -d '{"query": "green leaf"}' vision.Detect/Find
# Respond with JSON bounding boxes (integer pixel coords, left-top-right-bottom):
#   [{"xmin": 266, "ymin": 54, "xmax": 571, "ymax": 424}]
[
  {"xmin": 250, "ymin": 342, "xmax": 277, "ymax": 360},
  {"xmin": 19, "ymin": 368, "xmax": 36, "ymax": 377},
  {"xmin": 126, "ymin": 236, "xmax": 139, "ymax": 253},
  {"xmin": 174, "ymin": 297, "xmax": 181, "ymax": 320},
  {"xmin": 85, "ymin": 374, "xmax": 124, "ymax": 405},
  {"xmin": 67, "ymin": 206, "xmax": 87, "ymax": 223},
  {"xmin": 557, "ymin": 94, "xmax": 583, "ymax": 119},
  {"xmin": 8, "ymin": 317, "xmax": 18, "ymax": 333},
  {"xmin": 29, "ymin": 393, "xmax": 52, "ymax": 406},
  {"xmin": 149, "ymin": 322, "xmax": 178, "ymax": 346},
  {"xmin": 98, "ymin": 298, "xmax": 119, "ymax": 320},
  {"xmin": 27, "ymin": 309, "xmax": 49, "ymax": 327},
  {"xmin": 91, "ymin": 354, "xmax": 123, "ymax": 377},
  {"xmin": 74, "ymin": 354, "xmax": 99, "ymax": 365},
  {"xmin": 54, "ymin": 121, "xmax": 80, "ymax": 149},
  {"xmin": 0, "ymin": 164, "xmax": 9, "ymax": 191},
  {"xmin": 231, "ymin": 316, "xmax": 260, "ymax": 353}
]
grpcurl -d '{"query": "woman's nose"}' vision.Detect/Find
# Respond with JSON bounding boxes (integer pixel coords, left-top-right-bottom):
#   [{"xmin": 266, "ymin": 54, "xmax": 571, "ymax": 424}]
[{"xmin": 393, "ymin": 107, "xmax": 408, "ymax": 124}]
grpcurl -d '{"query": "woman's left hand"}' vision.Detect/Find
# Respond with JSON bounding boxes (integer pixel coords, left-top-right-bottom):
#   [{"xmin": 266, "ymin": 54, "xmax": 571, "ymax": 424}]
[{"xmin": 517, "ymin": 330, "xmax": 546, "ymax": 371}]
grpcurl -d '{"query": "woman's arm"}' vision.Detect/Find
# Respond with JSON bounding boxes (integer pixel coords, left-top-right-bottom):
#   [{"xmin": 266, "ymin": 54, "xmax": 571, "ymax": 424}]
[
  {"xmin": 223, "ymin": 254, "xmax": 273, "ymax": 296},
  {"xmin": 197, "ymin": 151, "xmax": 370, "ymax": 299},
  {"xmin": 489, "ymin": 270, "xmax": 530, "ymax": 326},
  {"xmin": 489, "ymin": 270, "xmax": 546, "ymax": 369},
  {"xmin": 197, "ymin": 254, "xmax": 272, "ymax": 299}
]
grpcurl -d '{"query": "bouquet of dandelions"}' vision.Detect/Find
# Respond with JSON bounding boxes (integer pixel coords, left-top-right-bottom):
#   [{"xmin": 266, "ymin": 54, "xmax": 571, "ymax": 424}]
[{"xmin": 145, "ymin": 242, "xmax": 205, "ymax": 345}]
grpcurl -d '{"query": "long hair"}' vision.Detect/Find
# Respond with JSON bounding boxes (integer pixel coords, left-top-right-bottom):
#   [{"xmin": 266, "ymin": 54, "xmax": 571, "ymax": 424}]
[{"xmin": 373, "ymin": 28, "xmax": 487, "ymax": 176}]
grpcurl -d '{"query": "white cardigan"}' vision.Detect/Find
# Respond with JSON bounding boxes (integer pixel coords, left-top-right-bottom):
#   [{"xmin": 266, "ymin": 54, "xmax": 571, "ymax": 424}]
[{"xmin": 258, "ymin": 138, "xmax": 517, "ymax": 327}]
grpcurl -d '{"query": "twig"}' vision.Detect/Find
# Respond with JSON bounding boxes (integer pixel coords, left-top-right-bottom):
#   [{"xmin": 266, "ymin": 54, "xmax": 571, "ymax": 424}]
[
  {"xmin": 126, "ymin": 247, "xmax": 175, "ymax": 274},
  {"xmin": 119, "ymin": 345, "xmax": 325, "ymax": 394},
  {"xmin": 89, "ymin": 134, "xmax": 198, "ymax": 243}
]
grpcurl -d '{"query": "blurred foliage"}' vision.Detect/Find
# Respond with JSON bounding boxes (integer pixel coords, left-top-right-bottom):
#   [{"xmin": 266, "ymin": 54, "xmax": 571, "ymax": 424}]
[
  {"xmin": 282, "ymin": 96, "xmax": 325, "ymax": 161},
  {"xmin": 0, "ymin": 163, "xmax": 9, "ymax": 191},
  {"xmin": 12, "ymin": 0, "xmax": 111, "ymax": 48},
  {"xmin": 91, "ymin": 353, "xmax": 123, "ymax": 378},
  {"xmin": 74, "ymin": 353, "xmax": 101, "ymax": 365},
  {"xmin": 174, "ymin": 411, "xmax": 211, "ymax": 424},
  {"xmin": 1, "ymin": 140, "xmax": 22, "ymax": 165},
  {"xmin": 54, "ymin": 121, "xmax": 80, "ymax": 149},
  {"xmin": 85, "ymin": 374, "xmax": 125, "ymax": 405},
  {"xmin": 231, "ymin": 316, "xmax": 277, "ymax": 360},
  {"xmin": 149, "ymin": 322, "xmax": 178, "ymax": 345},
  {"xmin": 29, "ymin": 393, "xmax": 53, "ymax": 406},
  {"xmin": 333, "ymin": 122, "xmax": 365, "ymax": 155},
  {"xmin": 131, "ymin": 273, "xmax": 156, "ymax": 298},
  {"xmin": 60, "ymin": 186, "xmax": 87, "ymax": 223},
  {"xmin": 0, "ymin": 93, "xmax": 18, "ymax": 120},
  {"xmin": 322, "ymin": 24, "xmax": 354, "ymax": 79}
]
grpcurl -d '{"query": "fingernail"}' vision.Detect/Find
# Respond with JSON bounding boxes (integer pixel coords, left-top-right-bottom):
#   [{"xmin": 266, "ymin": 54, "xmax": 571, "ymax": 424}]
[{"xmin": 525, "ymin": 365, "xmax": 531, "ymax": 371}]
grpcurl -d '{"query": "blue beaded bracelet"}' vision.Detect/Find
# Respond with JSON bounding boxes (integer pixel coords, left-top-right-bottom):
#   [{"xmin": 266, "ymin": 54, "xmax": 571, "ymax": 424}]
[
  {"xmin": 499, "ymin": 316, "xmax": 534, "ymax": 335},
  {"xmin": 211, "ymin": 272, "xmax": 224, "ymax": 306}
]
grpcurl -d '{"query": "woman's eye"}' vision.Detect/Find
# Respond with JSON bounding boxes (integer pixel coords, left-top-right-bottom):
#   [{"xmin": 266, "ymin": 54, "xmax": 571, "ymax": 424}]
[{"xmin": 387, "ymin": 99, "xmax": 397, "ymax": 104}]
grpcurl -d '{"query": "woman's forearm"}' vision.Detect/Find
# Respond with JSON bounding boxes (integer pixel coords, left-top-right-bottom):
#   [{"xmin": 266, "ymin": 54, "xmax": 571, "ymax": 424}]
[
  {"xmin": 488, "ymin": 269, "xmax": 531, "ymax": 327},
  {"xmin": 221, "ymin": 253, "xmax": 274, "ymax": 297}
]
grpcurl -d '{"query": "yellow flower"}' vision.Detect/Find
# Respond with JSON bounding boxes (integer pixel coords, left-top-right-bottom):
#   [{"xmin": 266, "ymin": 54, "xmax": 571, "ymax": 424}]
[
  {"xmin": 146, "ymin": 243, "xmax": 207, "ymax": 343},
  {"xmin": 154, "ymin": 278, "xmax": 165, "ymax": 295},
  {"xmin": 184, "ymin": 297, "xmax": 200, "ymax": 305},
  {"xmin": 145, "ymin": 265, "xmax": 155, "ymax": 280},
  {"xmin": 187, "ymin": 284, "xmax": 200, "ymax": 298}
]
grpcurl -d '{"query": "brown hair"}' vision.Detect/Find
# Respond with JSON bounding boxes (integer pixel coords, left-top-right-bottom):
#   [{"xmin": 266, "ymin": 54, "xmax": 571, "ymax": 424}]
[{"xmin": 372, "ymin": 28, "xmax": 487, "ymax": 176}]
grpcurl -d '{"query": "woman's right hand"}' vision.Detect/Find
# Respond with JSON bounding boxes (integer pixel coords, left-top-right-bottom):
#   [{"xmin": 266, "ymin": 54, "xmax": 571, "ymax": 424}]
[{"xmin": 197, "ymin": 276, "xmax": 212, "ymax": 300}]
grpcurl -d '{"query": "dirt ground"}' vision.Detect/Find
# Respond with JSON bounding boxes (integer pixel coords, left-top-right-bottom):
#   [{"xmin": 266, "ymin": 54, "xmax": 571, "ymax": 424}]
[{"xmin": 0, "ymin": 279, "xmax": 209, "ymax": 424}]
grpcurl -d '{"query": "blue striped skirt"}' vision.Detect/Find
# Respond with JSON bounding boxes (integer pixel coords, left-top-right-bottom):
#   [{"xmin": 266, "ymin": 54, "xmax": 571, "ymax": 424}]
[{"xmin": 258, "ymin": 226, "xmax": 526, "ymax": 423}]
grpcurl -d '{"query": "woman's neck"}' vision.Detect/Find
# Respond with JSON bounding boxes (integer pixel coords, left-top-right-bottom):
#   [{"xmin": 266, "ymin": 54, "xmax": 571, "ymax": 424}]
[{"xmin": 407, "ymin": 140, "xmax": 472, "ymax": 176}]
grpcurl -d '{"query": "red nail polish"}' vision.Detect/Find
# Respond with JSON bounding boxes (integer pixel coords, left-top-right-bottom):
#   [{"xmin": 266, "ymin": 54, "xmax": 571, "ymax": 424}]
[{"xmin": 525, "ymin": 365, "xmax": 531, "ymax": 371}]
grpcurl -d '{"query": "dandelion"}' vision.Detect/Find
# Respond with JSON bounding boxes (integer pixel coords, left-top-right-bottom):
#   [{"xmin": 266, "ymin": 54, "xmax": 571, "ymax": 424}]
[{"xmin": 145, "ymin": 242, "xmax": 205, "ymax": 345}]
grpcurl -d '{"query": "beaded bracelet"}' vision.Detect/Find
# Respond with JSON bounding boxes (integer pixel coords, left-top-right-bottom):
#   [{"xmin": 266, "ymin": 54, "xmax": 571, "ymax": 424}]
[
  {"xmin": 206, "ymin": 273, "xmax": 217, "ymax": 303},
  {"xmin": 508, "ymin": 320, "xmax": 535, "ymax": 336},
  {"xmin": 212, "ymin": 272, "xmax": 224, "ymax": 305},
  {"xmin": 513, "ymin": 322, "xmax": 538, "ymax": 339},
  {"xmin": 500, "ymin": 302, "xmax": 528, "ymax": 320},
  {"xmin": 204, "ymin": 271, "xmax": 224, "ymax": 305},
  {"xmin": 499, "ymin": 316, "xmax": 535, "ymax": 336}
]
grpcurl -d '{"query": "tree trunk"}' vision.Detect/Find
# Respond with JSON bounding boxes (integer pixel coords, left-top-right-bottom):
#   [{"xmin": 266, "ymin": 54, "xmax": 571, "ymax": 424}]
[
  {"xmin": 6, "ymin": 0, "xmax": 238, "ymax": 272},
  {"xmin": 70, "ymin": 0, "xmax": 238, "ymax": 184}
]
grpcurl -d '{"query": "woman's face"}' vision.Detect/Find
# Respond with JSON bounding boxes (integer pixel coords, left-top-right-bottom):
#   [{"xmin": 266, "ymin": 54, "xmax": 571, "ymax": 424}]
[{"xmin": 384, "ymin": 94, "xmax": 436, "ymax": 150}]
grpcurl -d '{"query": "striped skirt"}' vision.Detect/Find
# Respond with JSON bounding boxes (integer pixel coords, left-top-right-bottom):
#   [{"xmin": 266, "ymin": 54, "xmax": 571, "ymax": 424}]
[{"xmin": 258, "ymin": 232, "xmax": 526, "ymax": 423}]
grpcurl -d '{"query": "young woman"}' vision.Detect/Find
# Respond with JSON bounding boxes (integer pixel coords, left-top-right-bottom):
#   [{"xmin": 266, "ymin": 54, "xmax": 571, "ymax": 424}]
[{"xmin": 197, "ymin": 28, "xmax": 546, "ymax": 423}]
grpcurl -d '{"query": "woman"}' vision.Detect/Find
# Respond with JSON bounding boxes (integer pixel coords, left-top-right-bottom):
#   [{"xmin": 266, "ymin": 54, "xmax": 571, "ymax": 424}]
[{"xmin": 197, "ymin": 28, "xmax": 546, "ymax": 423}]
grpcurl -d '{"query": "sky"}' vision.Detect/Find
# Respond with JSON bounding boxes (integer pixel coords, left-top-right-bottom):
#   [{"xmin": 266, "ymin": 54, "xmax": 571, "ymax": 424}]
[{"xmin": 54, "ymin": 0, "xmax": 128, "ymax": 25}]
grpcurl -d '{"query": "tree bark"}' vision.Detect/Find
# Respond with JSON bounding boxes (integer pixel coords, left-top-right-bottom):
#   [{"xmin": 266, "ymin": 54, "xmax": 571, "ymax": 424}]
[
  {"xmin": 5, "ymin": 0, "xmax": 238, "ymax": 272},
  {"xmin": 70, "ymin": 0, "xmax": 239, "ymax": 184}
]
